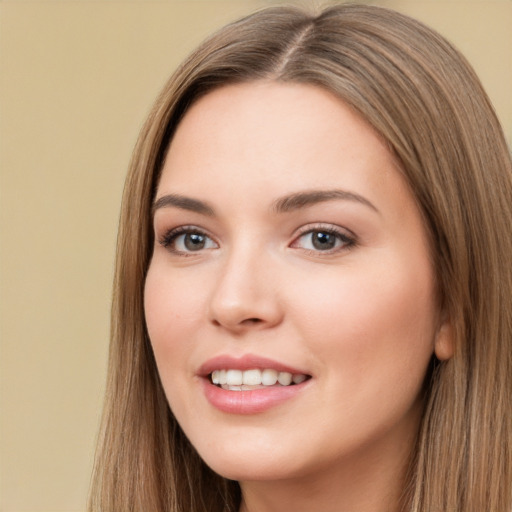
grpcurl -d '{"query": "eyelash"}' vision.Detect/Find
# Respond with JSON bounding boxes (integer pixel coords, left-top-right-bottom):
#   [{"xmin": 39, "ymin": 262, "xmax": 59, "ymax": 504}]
[
  {"xmin": 159, "ymin": 225, "xmax": 219, "ymax": 256},
  {"xmin": 291, "ymin": 224, "xmax": 357, "ymax": 254},
  {"xmin": 158, "ymin": 224, "xmax": 356, "ymax": 256}
]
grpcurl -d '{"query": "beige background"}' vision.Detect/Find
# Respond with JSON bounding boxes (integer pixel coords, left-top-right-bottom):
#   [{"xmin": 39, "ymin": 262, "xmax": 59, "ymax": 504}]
[{"xmin": 1, "ymin": 1, "xmax": 510, "ymax": 511}]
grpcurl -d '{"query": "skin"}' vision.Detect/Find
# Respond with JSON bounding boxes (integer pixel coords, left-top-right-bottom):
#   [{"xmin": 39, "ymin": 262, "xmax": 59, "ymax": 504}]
[{"xmin": 144, "ymin": 81, "xmax": 452, "ymax": 512}]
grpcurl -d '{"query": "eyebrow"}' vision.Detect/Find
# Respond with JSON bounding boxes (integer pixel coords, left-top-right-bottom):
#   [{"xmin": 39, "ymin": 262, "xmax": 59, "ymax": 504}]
[
  {"xmin": 271, "ymin": 189, "xmax": 379, "ymax": 214},
  {"xmin": 152, "ymin": 189, "xmax": 378, "ymax": 217},
  {"xmin": 152, "ymin": 194, "xmax": 215, "ymax": 216}
]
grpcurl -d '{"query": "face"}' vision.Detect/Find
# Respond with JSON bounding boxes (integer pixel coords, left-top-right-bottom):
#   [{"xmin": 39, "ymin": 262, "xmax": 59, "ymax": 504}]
[{"xmin": 144, "ymin": 82, "xmax": 450, "ymax": 484}]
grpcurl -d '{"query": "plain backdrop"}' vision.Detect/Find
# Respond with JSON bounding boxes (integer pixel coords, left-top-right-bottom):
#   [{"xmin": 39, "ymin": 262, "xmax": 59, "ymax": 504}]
[{"xmin": 1, "ymin": 1, "xmax": 510, "ymax": 510}]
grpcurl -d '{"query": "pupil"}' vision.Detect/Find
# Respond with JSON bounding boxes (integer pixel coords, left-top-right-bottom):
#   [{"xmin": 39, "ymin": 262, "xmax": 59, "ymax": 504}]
[
  {"xmin": 312, "ymin": 231, "xmax": 335, "ymax": 250},
  {"xmin": 184, "ymin": 233, "xmax": 205, "ymax": 251}
]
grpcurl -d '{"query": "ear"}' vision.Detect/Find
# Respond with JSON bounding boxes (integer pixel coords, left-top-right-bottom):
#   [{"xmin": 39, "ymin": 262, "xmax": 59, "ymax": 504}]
[{"xmin": 434, "ymin": 318, "xmax": 454, "ymax": 361}]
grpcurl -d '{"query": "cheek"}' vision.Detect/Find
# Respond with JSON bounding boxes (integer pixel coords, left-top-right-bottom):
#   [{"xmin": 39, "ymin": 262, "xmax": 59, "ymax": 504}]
[
  {"xmin": 287, "ymin": 255, "xmax": 437, "ymax": 378},
  {"xmin": 144, "ymin": 263, "xmax": 203, "ymax": 372},
  {"xmin": 144, "ymin": 263, "xmax": 209, "ymax": 426}
]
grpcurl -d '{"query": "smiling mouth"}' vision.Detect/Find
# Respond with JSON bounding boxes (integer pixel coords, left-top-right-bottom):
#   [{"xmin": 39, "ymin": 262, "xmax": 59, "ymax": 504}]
[{"xmin": 210, "ymin": 368, "xmax": 311, "ymax": 391}]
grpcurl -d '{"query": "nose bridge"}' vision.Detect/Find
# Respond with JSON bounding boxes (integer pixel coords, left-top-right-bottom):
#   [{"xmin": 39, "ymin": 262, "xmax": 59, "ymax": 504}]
[{"xmin": 208, "ymin": 236, "xmax": 281, "ymax": 330}]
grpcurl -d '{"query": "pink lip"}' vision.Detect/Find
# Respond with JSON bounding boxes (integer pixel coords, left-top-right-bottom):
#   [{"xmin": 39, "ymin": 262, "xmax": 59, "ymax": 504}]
[
  {"xmin": 202, "ymin": 381, "xmax": 310, "ymax": 414},
  {"xmin": 198, "ymin": 353, "xmax": 308, "ymax": 376},
  {"xmin": 198, "ymin": 354, "xmax": 312, "ymax": 415}
]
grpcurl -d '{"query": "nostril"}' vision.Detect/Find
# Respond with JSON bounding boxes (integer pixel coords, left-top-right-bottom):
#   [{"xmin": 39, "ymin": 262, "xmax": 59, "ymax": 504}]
[{"xmin": 210, "ymin": 317, "xmax": 262, "ymax": 328}]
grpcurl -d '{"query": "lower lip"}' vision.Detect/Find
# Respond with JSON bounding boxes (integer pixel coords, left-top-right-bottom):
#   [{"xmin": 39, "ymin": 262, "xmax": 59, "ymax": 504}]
[{"xmin": 202, "ymin": 379, "xmax": 309, "ymax": 414}]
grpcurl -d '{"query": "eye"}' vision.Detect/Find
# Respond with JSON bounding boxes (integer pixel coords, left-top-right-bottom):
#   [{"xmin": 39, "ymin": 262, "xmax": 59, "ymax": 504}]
[
  {"xmin": 291, "ymin": 226, "xmax": 355, "ymax": 253},
  {"xmin": 159, "ymin": 227, "xmax": 218, "ymax": 254}
]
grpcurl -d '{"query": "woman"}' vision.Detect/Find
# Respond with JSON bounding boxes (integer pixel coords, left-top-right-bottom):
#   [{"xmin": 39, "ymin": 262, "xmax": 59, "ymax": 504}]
[{"xmin": 89, "ymin": 4, "xmax": 512, "ymax": 512}]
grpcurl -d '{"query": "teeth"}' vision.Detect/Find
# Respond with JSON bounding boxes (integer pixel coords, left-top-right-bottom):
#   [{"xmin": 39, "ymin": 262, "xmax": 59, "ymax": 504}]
[
  {"xmin": 261, "ymin": 369, "xmax": 278, "ymax": 385},
  {"xmin": 242, "ymin": 369, "xmax": 261, "ymax": 385},
  {"xmin": 226, "ymin": 369, "xmax": 243, "ymax": 385},
  {"xmin": 277, "ymin": 372, "xmax": 292, "ymax": 385},
  {"xmin": 292, "ymin": 374, "xmax": 307, "ymax": 384},
  {"xmin": 210, "ymin": 369, "xmax": 308, "ymax": 387}
]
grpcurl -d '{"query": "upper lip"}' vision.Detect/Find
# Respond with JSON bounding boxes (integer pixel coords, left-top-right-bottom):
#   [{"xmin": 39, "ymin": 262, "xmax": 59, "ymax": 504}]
[{"xmin": 198, "ymin": 354, "xmax": 310, "ymax": 377}]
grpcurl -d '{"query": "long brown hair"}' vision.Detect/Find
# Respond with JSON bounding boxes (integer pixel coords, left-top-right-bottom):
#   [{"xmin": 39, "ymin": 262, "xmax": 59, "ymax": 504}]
[{"xmin": 89, "ymin": 4, "xmax": 512, "ymax": 511}]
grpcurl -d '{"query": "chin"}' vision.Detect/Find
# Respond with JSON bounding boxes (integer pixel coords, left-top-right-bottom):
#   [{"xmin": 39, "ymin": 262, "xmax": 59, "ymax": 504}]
[
  {"xmin": 194, "ymin": 438, "xmax": 314, "ymax": 483},
  {"xmin": 205, "ymin": 458, "xmax": 298, "ymax": 482}
]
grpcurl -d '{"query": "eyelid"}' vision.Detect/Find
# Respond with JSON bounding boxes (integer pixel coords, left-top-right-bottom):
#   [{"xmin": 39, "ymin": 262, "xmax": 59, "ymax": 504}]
[
  {"xmin": 158, "ymin": 225, "xmax": 219, "ymax": 255},
  {"xmin": 156, "ymin": 222, "xmax": 356, "ymax": 256},
  {"xmin": 290, "ymin": 223, "xmax": 357, "ymax": 254}
]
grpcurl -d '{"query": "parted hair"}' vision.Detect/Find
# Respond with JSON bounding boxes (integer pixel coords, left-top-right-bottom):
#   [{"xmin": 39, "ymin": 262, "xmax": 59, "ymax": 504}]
[{"xmin": 88, "ymin": 4, "xmax": 512, "ymax": 511}]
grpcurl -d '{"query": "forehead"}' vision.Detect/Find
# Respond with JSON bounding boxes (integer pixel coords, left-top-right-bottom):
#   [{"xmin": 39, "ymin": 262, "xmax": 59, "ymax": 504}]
[{"xmin": 160, "ymin": 81, "xmax": 400, "ymax": 197}]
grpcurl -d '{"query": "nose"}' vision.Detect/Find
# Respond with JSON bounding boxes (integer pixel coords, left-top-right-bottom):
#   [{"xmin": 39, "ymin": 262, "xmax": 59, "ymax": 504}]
[{"xmin": 208, "ymin": 247, "xmax": 283, "ymax": 333}]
